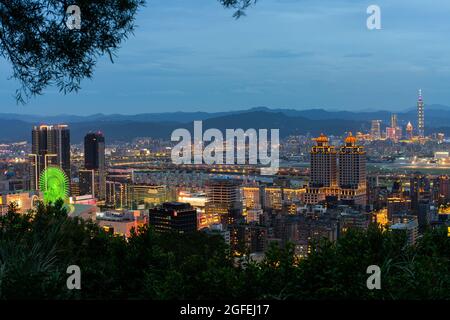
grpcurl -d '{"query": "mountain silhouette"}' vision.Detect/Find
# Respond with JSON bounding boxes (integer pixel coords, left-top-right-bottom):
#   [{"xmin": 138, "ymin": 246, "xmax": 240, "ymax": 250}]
[{"xmin": 0, "ymin": 107, "xmax": 449, "ymax": 142}]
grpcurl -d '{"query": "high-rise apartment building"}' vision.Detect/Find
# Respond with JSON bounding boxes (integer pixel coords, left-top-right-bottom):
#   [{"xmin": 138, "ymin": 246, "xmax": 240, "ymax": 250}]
[
  {"xmin": 205, "ymin": 178, "xmax": 242, "ymax": 226},
  {"xmin": 30, "ymin": 124, "xmax": 70, "ymax": 190},
  {"xmin": 305, "ymin": 133, "xmax": 367, "ymax": 206},
  {"xmin": 338, "ymin": 133, "xmax": 367, "ymax": 205},
  {"xmin": 338, "ymin": 133, "xmax": 366, "ymax": 190},
  {"xmin": 310, "ymin": 134, "xmax": 337, "ymax": 188},
  {"xmin": 263, "ymin": 187, "xmax": 283, "ymax": 211},
  {"xmin": 242, "ymin": 186, "xmax": 262, "ymax": 210}
]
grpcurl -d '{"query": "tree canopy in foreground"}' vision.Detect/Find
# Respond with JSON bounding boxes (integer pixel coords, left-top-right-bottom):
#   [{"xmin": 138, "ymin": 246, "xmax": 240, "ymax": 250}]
[{"xmin": 0, "ymin": 201, "xmax": 448, "ymax": 300}]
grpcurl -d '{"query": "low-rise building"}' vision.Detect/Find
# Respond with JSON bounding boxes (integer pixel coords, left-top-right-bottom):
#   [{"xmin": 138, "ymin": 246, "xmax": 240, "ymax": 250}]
[
  {"xmin": 0, "ymin": 190, "xmax": 41, "ymax": 215},
  {"xmin": 149, "ymin": 202, "xmax": 197, "ymax": 234},
  {"xmin": 96, "ymin": 210, "xmax": 147, "ymax": 237}
]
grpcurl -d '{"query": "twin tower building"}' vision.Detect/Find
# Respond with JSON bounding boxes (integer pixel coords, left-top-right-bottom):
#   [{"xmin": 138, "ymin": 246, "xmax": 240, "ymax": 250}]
[
  {"xmin": 30, "ymin": 125, "xmax": 106, "ymax": 200},
  {"xmin": 304, "ymin": 133, "xmax": 367, "ymax": 206}
]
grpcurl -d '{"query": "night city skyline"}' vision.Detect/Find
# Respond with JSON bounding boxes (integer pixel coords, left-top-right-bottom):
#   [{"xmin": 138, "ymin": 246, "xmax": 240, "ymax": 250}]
[{"xmin": 0, "ymin": 0, "xmax": 449, "ymax": 309}]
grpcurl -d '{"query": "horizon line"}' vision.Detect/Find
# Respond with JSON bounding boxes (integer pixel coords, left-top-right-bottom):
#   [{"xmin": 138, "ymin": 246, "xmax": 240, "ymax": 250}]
[{"xmin": 2, "ymin": 104, "xmax": 449, "ymax": 117}]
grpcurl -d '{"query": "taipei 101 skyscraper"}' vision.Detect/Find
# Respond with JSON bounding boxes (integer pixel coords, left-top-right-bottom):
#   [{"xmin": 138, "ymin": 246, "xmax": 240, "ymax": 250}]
[{"xmin": 417, "ymin": 89, "xmax": 425, "ymax": 137}]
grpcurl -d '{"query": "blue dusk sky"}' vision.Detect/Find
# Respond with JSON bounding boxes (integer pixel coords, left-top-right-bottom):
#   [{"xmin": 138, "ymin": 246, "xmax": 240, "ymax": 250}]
[{"xmin": 1, "ymin": 0, "xmax": 450, "ymax": 115}]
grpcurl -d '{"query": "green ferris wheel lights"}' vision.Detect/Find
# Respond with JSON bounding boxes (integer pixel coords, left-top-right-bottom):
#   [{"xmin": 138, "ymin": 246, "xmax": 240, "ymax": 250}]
[{"xmin": 39, "ymin": 167, "xmax": 69, "ymax": 203}]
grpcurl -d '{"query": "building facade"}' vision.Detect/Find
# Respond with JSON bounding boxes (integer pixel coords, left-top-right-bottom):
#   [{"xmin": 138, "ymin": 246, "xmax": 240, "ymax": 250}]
[
  {"xmin": 83, "ymin": 132, "xmax": 106, "ymax": 199},
  {"xmin": 149, "ymin": 202, "xmax": 197, "ymax": 234},
  {"xmin": 30, "ymin": 124, "xmax": 70, "ymax": 191}
]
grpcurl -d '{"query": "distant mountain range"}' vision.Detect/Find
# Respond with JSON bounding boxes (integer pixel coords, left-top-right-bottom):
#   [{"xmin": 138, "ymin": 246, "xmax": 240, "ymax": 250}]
[{"xmin": 1, "ymin": 105, "xmax": 449, "ymax": 143}]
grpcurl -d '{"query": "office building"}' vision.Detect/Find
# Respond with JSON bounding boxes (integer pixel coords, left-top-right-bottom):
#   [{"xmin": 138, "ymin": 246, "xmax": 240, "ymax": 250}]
[
  {"xmin": 417, "ymin": 89, "xmax": 425, "ymax": 137},
  {"xmin": 178, "ymin": 191, "xmax": 209, "ymax": 228},
  {"xmin": 406, "ymin": 121, "xmax": 413, "ymax": 140},
  {"xmin": 105, "ymin": 180, "xmax": 128, "ymax": 209},
  {"xmin": 391, "ymin": 114, "xmax": 398, "ymax": 129},
  {"xmin": 83, "ymin": 132, "xmax": 106, "ymax": 199},
  {"xmin": 79, "ymin": 169, "xmax": 102, "ymax": 199},
  {"xmin": 386, "ymin": 114, "xmax": 402, "ymax": 141},
  {"xmin": 370, "ymin": 120, "xmax": 382, "ymax": 140},
  {"xmin": 84, "ymin": 132, "xmax": 105, "ymax": 170},
  {"xmin": 149, "ymin": 202, "xmax": 197, "ymax": 234},
  {"xmin": 127, "ymin": 184, "xmax": 169, "ymax": 209}
]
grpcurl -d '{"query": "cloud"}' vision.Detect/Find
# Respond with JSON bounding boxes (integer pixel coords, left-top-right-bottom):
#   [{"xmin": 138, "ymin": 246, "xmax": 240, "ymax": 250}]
[
  {"xmin": 343, "ymin": 53, "xmax": 373, "ymax": 58},
  {"xmin": 3, "ymin": 0, "xmax": 450, "ymax": 114},
  {"xmin": 250, "ymin": 49, "xmax": 315, "ymax": 59},
  {"xmin": 231, "ymin": 87, "xmax": 264, "ymax": 94}
]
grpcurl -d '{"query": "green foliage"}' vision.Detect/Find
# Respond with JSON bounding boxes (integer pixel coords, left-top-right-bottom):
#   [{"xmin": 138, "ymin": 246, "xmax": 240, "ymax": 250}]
[
  {"xmin": 0, "ymin": 0, "xmax": 146, "ymax": 103},
  {"xmin": 0, "ymin": 203, "xmax": 449, "ymax": 300}
]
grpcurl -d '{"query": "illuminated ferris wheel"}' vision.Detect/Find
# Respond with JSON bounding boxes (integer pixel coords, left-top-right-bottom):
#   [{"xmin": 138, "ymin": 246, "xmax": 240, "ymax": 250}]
[{"xmin": 39, "ymin": 167, "xmax": 69, "ymax": 204}]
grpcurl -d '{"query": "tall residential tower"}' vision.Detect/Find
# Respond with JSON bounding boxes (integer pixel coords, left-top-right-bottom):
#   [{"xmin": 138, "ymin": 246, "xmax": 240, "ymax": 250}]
[
  {"xmin": 205, "ymin": 178, "xmax": 242, "ymax": 226},
  {"xmin": 338, "ymin": 133, "xmax": 366, "ymax": 190},
  {"xmin": 30, "ymin": 125, "xmax": 70, "ymax": 190},
  {"xmin": 304, "ymin": 133, "xmax": 367, "ymax": 206},
  {"xmin": 310, "ymin": 134, "xmax": 337, "ymax": 188},
  {"xmin": 338, "ymin": 133, "xmax": 367, "ymax": 205}
]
